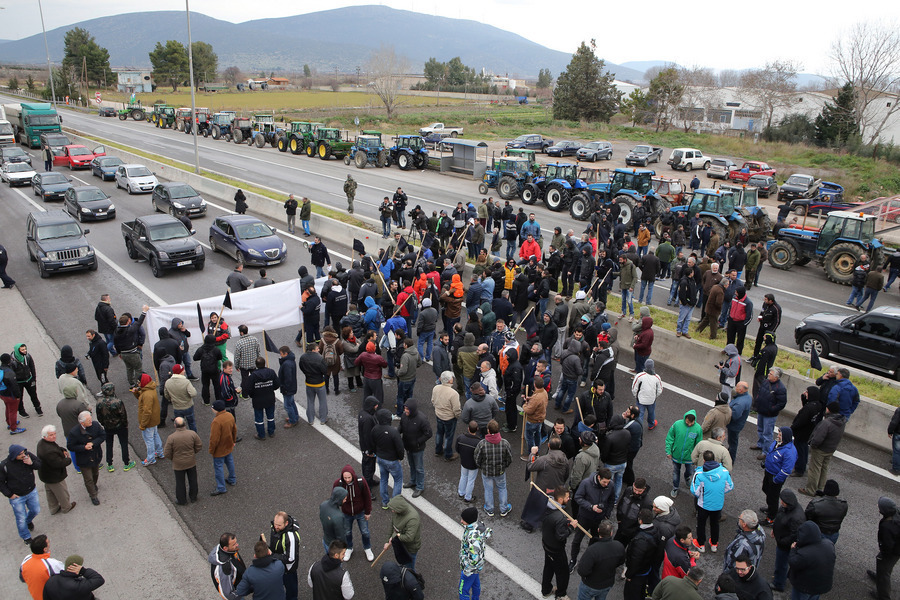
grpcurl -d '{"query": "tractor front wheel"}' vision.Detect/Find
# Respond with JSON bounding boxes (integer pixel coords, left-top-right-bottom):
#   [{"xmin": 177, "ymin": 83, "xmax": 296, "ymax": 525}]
[
  {"xmin": 478, "ymin": 182, "xmax": 489, "ymax": 195},
  {"xmin": 498, "ymin": 176, "xmax": 518, "ymax": 200},
  {"xmin": 767, "ymin": 241, "xmax": 797, "ymax": 271},
  {"xmin": 398, "ymin": 153, "xmax": 410, "ymax": 170},
  {"xmin": 543, "ymin": 183, "xmax": 570, "ymax": 211},
  {"xmin": 355, "ymin": 151, "xmax": 367, "ymax": 169},
  {"xmin": 824, "ymin": 242, "xmax": 863, "ymax": 285},
  {"xmin": 521, "ymin": 183, "xmax": 539, "ymax": 205}
]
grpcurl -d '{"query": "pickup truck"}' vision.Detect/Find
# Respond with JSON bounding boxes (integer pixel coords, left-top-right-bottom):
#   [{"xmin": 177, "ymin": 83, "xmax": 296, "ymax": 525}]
[
  {"xmin": 625, "ymin": 145, "xmax": 662, "ymax": 166},
  {"xmin": 727, "ymin": 161, "xmax": 776, "ymax": 182},
  {"xmin": 122, "ymin": 214, "xmax": 204, "ymax": 277},
  {"xmin": 418, "ymin": 122, "xmax": 463, "ymax": 137},
  {"xmin": 506, "ymin": 134, "xmax": 553, "ymax": 153}
]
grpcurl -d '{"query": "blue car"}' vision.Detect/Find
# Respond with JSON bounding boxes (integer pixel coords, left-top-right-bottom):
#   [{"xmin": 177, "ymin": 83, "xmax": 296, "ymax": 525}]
[
  {"xmin": 209, "ymin": 215, "xmax": 286, "ymax": 266},
  {"xmin": 31, "ymin": 171, "xmax": 73, "ymax": 201},
  {"xmin": 91, "ymin": 156, "xmax": 124, "ymax": 181}
]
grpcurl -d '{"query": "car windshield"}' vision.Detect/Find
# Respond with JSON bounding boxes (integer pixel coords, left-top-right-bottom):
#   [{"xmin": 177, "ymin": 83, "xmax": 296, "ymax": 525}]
[
  {"xmin": 786, "ymin": 175, "xmax": 811, "ymax": 186},
  {"xmin": 167, "ymin": 184, "xmax": 198, "ymax": 199},
  {"xmin": 7, "ymin": 163, "xmax": 32, "ymax": 172},
  {"xmin": 98, "ymin": 157, "xmax": 123, "ymax": 167},
  {"xmin": 69, "ymin": 147, "xmax": 91, "ymax": 156},
  {"xmin": 41, "ymin": 173, "xmax": 68, "ymax": 184},
  {"xmin": 148, "ymin": 223, "xmax": 189, "ymax": 241},
  {"xmin": 75, "ymin": 189, "xmax": 108, "ymax": 202},
  {"xmin": 235, "ymin": 222, "xmax": 275, "ymax": 239},
  {"xmin": 37, "ymin": 223, "xmax": 82, "ymax": 240},
  {"xmin": 0, "ymin": 123, "xmax": 12, "ymax": 135},
  {"xmin": 128, "ymin": 167, "xmax": 152, "ymax": 177}
]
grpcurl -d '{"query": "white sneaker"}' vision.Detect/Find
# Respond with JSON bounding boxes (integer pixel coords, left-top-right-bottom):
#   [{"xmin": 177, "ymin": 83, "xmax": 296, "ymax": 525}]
[
  {"xmin": 343, "ymin": 548, "xmax": 353, "ymax": 562},
  {"xmin": 365, "ymin": 548, "xmax": 375, "ymax": 561}
]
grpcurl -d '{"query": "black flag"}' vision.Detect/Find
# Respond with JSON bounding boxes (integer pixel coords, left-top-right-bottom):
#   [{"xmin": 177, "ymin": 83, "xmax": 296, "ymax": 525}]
[
  {"xmin": 353, "ymin": 238, "xmax": 366, "ymax": 255},
  {"xmin": 196, "ymin": 302, "xmax": 206, "ymax": 334},
  {"xmin": 810, "ymin": 346, "xmax": 822, "ymax": 371},
  {"xmin": 263, "ymin": 330, "xmax": 279, "ymax": 354},
  {"xmin": 222, "ymin": 290, "xmax": 232, "ymax": 310},
  {"xmin": 398, "ymin": 236, "xmax": 409, "ymax": 252}
]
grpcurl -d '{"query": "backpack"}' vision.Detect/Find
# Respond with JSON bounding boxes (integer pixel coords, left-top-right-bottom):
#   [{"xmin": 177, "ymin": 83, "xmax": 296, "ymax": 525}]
[{"xmin": 323, "ymin": 341, "xmax": 338, "ymax": 367}]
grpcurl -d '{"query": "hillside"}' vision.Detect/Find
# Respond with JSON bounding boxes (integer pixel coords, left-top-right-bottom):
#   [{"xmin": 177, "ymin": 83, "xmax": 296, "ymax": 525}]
[{"xmin": 0, "ymin": 6, "xmax": 644, "ymax": 81}]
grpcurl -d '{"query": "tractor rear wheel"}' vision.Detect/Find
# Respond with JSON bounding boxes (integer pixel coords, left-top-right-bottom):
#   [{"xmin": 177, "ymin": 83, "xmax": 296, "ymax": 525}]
[
  {"xmin": 398, "ymin": 153, "xmax": 410, "ymax": 170},
  {"xmin": 824, "ymin": 242, "xmax": 863, "ymax": 285},
  {"xmin": 376, "ymin": 150, "xmax": 388, "ymax": 168},
  {"xmin": 568, "ymin": 194, "xmax": 590, "ymax": 221},
  {"xmin": 355, "ymin": 151, "xmax": 368, "ymax": 169},
  {"xmin": 478, "ymin": 182, "xmax": 489, "ymax": 195},
  {"xmin": 255, "ymin": 134, "xmax": 266, "ymax": 148},
  {"xmin": 543, "ymin": 183, "xmax": 570, "ymax": 211},
  {"xmin": 521, "ymin": 183, "xmax": 539, "ymax": 205},
  {"xmin": 305, "ymin": 143, "xmax": 316, "ymax": 157},
  {"xmin": 614, "ymin": 195, "xmax": 636, "ymax": 226},
  {"xmin": 233, "ymin": 130, "xmax": 243, "ymax": 144},
  {"xmin": 212, "ymin": 125, "xmax": 221, "ymax": 140},
  {"xmin": 318, "ymin": 143, "xmax": 331, "ymax": 160},
  {"xmin": 498, "ymin": 176, "xmax": 518, "ymax": 200},
  {"xmin": 768, "ymin": 240, "xmax": 797, "ymax": 271}
]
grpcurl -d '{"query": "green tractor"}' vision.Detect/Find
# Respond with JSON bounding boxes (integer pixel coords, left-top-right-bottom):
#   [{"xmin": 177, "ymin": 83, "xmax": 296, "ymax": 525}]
[
  {"xmin": 154, "ymin": 105, "xmax": 176, "ymax": 129},
  {"xmin": 278, "ymin": 121, "xmax": 324, "ymax": 155},
  {"xmin": 118, "ymin": 100, "xmax": 145, "ymax": 121},
  {"xmin": 310, "ymin": 128, "xmax": 353, "ymax": 161},
  {"xmin": 344, "ymin": 131, "xmax": 389, "ymax": 168}
]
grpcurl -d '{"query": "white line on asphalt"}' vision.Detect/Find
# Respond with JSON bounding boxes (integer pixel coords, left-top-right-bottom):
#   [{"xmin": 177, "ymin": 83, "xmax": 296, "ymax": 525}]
[{"xmin": 614, "ymin": 363, "xmax": 900, "ymax": 481}]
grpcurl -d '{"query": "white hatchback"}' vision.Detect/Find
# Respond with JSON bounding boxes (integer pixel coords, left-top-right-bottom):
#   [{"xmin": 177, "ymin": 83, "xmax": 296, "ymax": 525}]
[{"xmin": 115, "ymin": 164, "xmax": 158, "ymax": 194}]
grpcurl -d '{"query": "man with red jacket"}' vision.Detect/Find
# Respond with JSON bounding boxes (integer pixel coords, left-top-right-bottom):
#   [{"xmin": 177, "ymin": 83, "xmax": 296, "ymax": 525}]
[{"xmin": 333, "ymin": 465, "xmax": 374, "ymax": 562}]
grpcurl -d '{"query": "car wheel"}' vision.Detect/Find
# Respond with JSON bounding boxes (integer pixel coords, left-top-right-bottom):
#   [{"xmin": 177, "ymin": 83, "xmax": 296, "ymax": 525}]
[{"xmin": 800, "ymin": 334, "xmax": 829, "ymax": 358}]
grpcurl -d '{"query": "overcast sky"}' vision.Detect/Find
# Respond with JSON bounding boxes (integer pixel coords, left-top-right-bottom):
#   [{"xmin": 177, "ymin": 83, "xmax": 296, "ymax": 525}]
[{"xmin": 0, "ymin": 0, "xmax": 886, "ymax": 74}]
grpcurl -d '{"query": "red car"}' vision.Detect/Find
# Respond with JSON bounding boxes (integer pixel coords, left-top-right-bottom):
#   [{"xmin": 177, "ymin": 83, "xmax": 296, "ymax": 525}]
[
  {"xmin": 727, "ymin": 161, "xmax": 776, "ymax": 182},
  {"xmin": 62, "ymin": 145, "xmax": 106, "ymax": 170}
]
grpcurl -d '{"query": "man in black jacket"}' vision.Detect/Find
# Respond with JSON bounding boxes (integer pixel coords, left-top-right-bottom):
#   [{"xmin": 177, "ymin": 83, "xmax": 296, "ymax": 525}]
[
  {"xmin": 869, "ymin": 496, "xmax": 900, "ymax": 600},
  {"xmin": 571, "ymin": 467, "xmax": 615, "ymax": 569},
  {"xmin": 244, "ymin": 357, "xmax": 279, "ymax": 440},
  {"xmin": 576, "ymin": 521, "xmax": 625, "ymax": 600},
  {"xmin": 357, "ymin": 396, "xmax": 381, "ymax": 498},
  {"xmin": 623, "ymin": 509, "xmax": 663, "ymax": 600},
  {"xmin": 542, "ymin": 488, "xmax": 578, "ymax": 600},
  {"xmin": 399, "ymin": 400, "xmax": 432, "ymax": 498},
  {"xmin": 43, "ymin": 555, "xmax": 105, "ymax": 600},
  {"xmin": 372, "ymin": 408, "xmax": 405, "ymax": 508},
  {"xmin": 0, "ymin": 443, "xmax": 41, "ymax": 543}
]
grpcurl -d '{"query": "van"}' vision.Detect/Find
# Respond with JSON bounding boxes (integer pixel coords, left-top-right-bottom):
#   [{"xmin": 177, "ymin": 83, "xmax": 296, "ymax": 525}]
[{"xmin": 25, "ymin": 210, "xmax": 96, "ymax": 278}]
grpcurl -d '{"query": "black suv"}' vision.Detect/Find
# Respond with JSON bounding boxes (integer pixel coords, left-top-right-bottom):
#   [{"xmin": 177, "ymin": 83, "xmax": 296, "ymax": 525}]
[
  {"xmin": 26, "ymin": 210, "xmax": 97, "ymax": 278},
  {"xmin": 795, "ymin": 306, "xmax": 900, "ymax": 380}
]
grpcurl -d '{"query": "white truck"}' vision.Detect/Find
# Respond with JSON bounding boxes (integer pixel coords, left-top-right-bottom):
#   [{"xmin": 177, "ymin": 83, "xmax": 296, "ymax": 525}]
[{"xmin": 418, "ymin": 122, "xmax": 463, "ymax": 137}]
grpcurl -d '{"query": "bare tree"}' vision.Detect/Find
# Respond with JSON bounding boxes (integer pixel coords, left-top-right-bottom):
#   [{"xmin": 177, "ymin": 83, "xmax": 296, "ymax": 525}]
[
  {"xmin": 830, "ymin": 20, "xmax": 900, "ymax": 145},
  {"xmin": 367, "ymin": 46, "xmax": 409, "ymax": 120},
  {"xmin": 739, "ymin": 60, "xmax": 801, "ymax": 133},
  {"xmin": 676, "ymin": 67, "xmax": 719, "ymax": 131}
]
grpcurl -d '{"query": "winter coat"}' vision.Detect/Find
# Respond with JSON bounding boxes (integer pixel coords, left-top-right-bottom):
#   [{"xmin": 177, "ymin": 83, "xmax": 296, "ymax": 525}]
[
  {"xmin": 665, "ymin": 410, "xmax": 703, "ymax": 464},
  {"xmin": 788, "ymin": 521, "xmax": 835, "ymax": 595},
  {"xmin": 690, "ymin": 461, "xmax": 734, "ymax": 511}
]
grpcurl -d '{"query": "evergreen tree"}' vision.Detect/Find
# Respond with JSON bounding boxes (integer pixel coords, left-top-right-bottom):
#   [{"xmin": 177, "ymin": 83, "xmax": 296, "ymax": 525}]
[
  {"xmin": 814, "ymin": 82, "xmax": 858, "ymax": 147},
  {"xmin": 61, "ymin": 27, "xmax": 114, "ymax": 88},
  {"xmin": 552, "ymin": 40, "xmax": 620, "ymax": 122},
  {"xmin": 149, "ymin": 41, "xmax": 189, "ymax": 92}
]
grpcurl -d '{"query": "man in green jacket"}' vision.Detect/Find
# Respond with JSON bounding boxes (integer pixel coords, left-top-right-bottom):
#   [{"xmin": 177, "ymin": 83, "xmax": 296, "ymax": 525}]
[
  {"xmin": 384, "ymin": 495, "xmax": 422, "ymax": 569},
  {"xmin": 665, "ymin": 410, "xmax": 703, "ymax": 498}
]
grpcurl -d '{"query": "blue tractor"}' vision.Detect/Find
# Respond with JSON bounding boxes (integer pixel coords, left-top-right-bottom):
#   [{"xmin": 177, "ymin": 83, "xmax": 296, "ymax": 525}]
[
  {"xmin": 767, "ymin": 211, "xmax": 884, "ymax": 285},
  {"xmin": 656, "ymin": 188, "xmax": 750, "ymax": 243},
  {"xmin": 388, "ymin": 135, "xmax": 429, "ymax": 170},
  {"xmin": 343, "ymin": 131, "xmax": 389, "ymax": 169},
  {"xmin": 479, "ymin": 156, "xmax": 533, "ymax": 200},
  {"xmin": 568, "ymin": 168, "xmax": 668, "ymax": 227}
]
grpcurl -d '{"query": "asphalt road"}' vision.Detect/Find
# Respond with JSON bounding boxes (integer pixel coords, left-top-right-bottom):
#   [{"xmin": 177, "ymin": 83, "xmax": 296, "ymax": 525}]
[{"xmin": 0, "ymin": 154, "xmax": 896, "ymax": 599}]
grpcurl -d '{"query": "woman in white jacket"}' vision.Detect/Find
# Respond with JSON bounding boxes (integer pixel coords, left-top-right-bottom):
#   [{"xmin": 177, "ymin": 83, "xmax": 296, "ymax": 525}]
[{"xmin": 632, "ymin": 358, "xmax": 663, "ymax": 430}]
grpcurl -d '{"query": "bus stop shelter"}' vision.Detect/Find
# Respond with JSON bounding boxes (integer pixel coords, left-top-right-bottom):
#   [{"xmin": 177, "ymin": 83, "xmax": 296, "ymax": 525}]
[{"xmin": 436, "ymin": 138, "xmax": 489, "ymax": 180}]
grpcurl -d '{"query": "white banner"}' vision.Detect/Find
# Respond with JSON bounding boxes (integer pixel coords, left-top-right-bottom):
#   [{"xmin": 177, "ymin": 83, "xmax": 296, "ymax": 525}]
[{"xmin": 145, "ymin": 280, "xmax": 303, "ymax": 349}]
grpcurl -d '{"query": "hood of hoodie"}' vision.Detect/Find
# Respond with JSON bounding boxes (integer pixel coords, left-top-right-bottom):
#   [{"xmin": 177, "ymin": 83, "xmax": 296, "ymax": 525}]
[
  {"xmin": 405, "ymin": 399, "xmax": 418, "ymax": 417},
  {"xmin": 363, "ymin": 396, "xmax": 379, "ymax": 415},
  {"xmin": 796, "ymin": 520, "xmax": 822, "ymax": 546},
  {"xmin": 364, "ymin": 296, "xmax": 376, "ymax": 309},
  {"xmin": 640, "ymin": 316, "xmax": 653, "ymax": 330},
  {"xmin": 609, "ymin": 414, "xmax": 625, "ymax": 430},
  {"xmin": 376, "ymin": 408, "xmax": 393, "ymax": 425},
  {"xmin": 723, "ymin": 344, "xmax": 739, "ymax": 357},
  {"xmin": 329, "ymin": 486, "xmax": 349, "ymax": 507},
  {"xmin": 387, "ymin": 494, "xmax": 412, "ymax": 515}
]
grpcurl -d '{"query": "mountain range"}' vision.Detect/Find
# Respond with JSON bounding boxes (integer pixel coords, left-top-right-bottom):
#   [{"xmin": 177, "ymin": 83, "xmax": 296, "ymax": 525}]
[{"xmin": 0, "ymin": 6, "xmax": 646, "ymax": 82}]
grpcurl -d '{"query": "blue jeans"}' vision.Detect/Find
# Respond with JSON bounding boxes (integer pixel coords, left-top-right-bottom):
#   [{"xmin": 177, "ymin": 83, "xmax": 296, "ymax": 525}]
[
  {"xmin": 377, "ymin": 457, "xmax": 403, "ymax": 505},
  {"xmin": 396, "ymin": 379, "xmax": 415, "ymax": 416},
  {"xmin": 791, "ymin": 591, "xmax": 820, "ymax": 600},
  {"xmin": 344, "ymin": 512, "xmax": 371, "ymax": 550},
  {"xmin": 638, "ymin": 279, "xmax": 654, "ymax": 304},
  {"xmin": 458, "ymin": 467, "xmax": 478, "ymax": 501},
  {"xmin": 847, "ymin": 285, "xmax": 864, "ymax": 305},
  {"xmin": 417, "ymin": 330, "xmax": 434, "ymax": 361},
  {"xmin": 9, "ymin": 488, "xmax": 40, "ymax": 540},
  {"xmin": 213, "ymin": 453, "xmax": 236, "ymax": 492},
  {"xmin": 620, "ymin": 289, "xmax": 634, "ymax": 316},
  {"xmin": 859, "ymin": 287, "xmax": 878, "ymax": 311},
  {"xmin": 556, "ymin": 377, "xmax": 578, "ymax": 411},
  {"xmin": 306, "ymin": 385, "xmax": 328, "ymax": 423},
  {"xmin": 435, "ymin": 418, "xmax": 457, "ymax": 458},
  {"xmin": 677, "ymin": 303, "xmax": 693, "ymax": 334},
  {"xmin": 757, "ymin": 415, "xmax": 777, "ymax": 453},
  {"xmin": 173, "ymin": 407, "xmax": 197, "ymax": 432},
  {"xmin": 459, "ymin": 572, "xmax": 481, "ymax": 600},
  {"xmin": 893, "ymin": 434, "xmax": 900, "ymax": 471},
  {"xmin": 481, "ymin": 473, "xmax": 508, "ymax": 513},
  {"xmin": 526, "ymin": 421, "xmax": 542, "ymax": 452},
  {"xmin": 254, "ymin": 405, "xmax": 275, "ymax": 437},
  {"xmin": 638, "ymin": 402, "xmax": 656, "ymax": 427},
  {"xmin": 141, "ymin": 426, "xmax": 164, "ymax": 458},
  {"xmin": 302, "ymin": 219, "xmax": 310, "ymax": 236},
  {"xmin": 606, "ymin": 462, "xmax": 626, "ymax": 500},
  {"xmin": 773, "ymin": 545, "xmax": 790, "ymax": 590},
  {"xmin": 104, "ymin": 332, "xmax": 117, "ymax": 356},
  {"xmin": 407, "ymin": 449, "xmax": 425, "ymax": 491},
  {"xmin": 578, "ymin": 582, "xmax": 612, "ymax": 600},
  {"xmin": 283, "ymin": 394, "xmax": 299, "ymax": 425},
  {"xmin": 671, "ymin": 461, "xmax": 694, "ymax": 491}
]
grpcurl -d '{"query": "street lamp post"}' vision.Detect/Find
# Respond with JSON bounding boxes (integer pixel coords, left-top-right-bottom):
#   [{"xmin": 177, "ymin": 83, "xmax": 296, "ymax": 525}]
[
  {"xmin": 185, "ymin": 0, "xmax": 200, "ymax": 174},
  {"xmin": 36, "ymin": 0, "xmax": 56, "ymax": 106}
]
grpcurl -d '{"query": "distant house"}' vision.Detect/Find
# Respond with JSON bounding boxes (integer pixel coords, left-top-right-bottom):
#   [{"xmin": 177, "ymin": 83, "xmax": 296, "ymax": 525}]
[{"xmin": 115, "ymin": 70, "xmax": 153, "ymax": 93}]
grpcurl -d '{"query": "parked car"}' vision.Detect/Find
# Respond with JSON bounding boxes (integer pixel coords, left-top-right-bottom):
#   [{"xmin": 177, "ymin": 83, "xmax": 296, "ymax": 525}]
[
  {"xmin": 31, "ymin": 171, "xmax": 73, "ymax": 200},
  {"xmin": 64, "ymin": 186, "xmax": 115, "ymax": 222},
  {"xmin": 707, "ymin": 158, "xmax": 737, "ymax": 179},
  {"xmin": 98, "ymin": 106, "xmax": 117, "ymax": 117},
  {"xmin": 209, "ymin": 215, "xmax": 287, "ymax": 266},
  {"xmin": 746, "ymin": 174, "xmax": 778, "ymax": 198},
  {"xmin": 795, "ymin": 306, "xmax": 900, "ymax": 380},
  {"xmin": 546, "ymin": 141, "xmax": 582, "ymax": 157},
  {"xmin": 577, "ymin": 141, "xmax": 614, "ymax": 162},
  {"xmin": 151, "ymin": 182, "xmax": 207, "ymax": 218},
  {"xmin": 506, "ymin": 134, "xmax": 553, "ymax": 153},
  {"xmin": 667, "ymin": 148, "xmax": 710, "ymax": 171},
  {"xmin": 26, "ymin": 209, "xmax": 96, "ymax": 278},
  {"xmin": 115, "ymin": 164, "xmax": 158, "ymax": 194},
  {"xmin": 61, "ymin": 145, "xmax": 105, "ymax": 170},
  {"xmin": 1, "ymin": 162, "xmax": 37, "ymax": 186},
  {"xmin": 91, "ymin": 156, "xmax": 124, "ymax": 181},
  {"xmin": 1, "ymin": 146, "xmax": 33, "ymax": 166}
]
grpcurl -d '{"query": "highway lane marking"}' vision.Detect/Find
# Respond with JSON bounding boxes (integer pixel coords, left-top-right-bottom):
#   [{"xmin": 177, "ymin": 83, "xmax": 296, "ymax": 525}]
[{"xmin": 614, "ymin": 363, "xmax": 900, "ymax": 482}]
